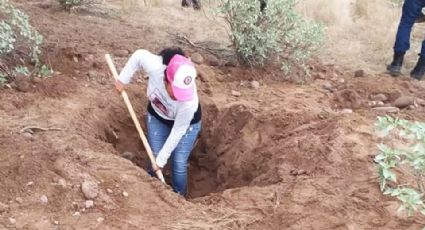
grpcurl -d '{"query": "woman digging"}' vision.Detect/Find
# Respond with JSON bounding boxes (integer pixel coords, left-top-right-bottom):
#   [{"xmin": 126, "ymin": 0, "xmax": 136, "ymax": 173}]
[{"xmin": 115, "ymin": 47, "xmax": 202, "ymax": 196}]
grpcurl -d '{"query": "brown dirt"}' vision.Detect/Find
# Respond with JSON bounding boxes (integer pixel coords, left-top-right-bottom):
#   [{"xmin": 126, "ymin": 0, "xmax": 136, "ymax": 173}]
[{"xmin": 1, "ymin": 0, "xmax": 425, "ymax": 229}]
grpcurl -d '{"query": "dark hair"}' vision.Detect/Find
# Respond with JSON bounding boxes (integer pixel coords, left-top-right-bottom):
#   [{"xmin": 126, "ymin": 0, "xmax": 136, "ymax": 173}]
[{"xmin": 159, "ymin": 47, "xmax": 186, "ymax": 65}]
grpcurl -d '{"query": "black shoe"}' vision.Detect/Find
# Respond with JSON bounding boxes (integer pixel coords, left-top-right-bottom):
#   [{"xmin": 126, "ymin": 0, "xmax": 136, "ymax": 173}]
[
  {"xmin": 411, "ymin": 55, "xmax": 425, "ymax": 80},
  {"xmin": 387, "ymin": 52, "xmax": 405, "ymax": 77}
]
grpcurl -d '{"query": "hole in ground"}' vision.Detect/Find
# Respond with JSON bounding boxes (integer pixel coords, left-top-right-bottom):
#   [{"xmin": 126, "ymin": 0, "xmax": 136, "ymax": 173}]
[{"xmin": 93, "ymin": 98, "xmax": 335, "ymax": 199}]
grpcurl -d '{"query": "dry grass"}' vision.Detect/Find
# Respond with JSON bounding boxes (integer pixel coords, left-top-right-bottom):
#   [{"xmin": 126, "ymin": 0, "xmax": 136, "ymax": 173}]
[{"xmin": 297, "ymin": 0, "xmax": 404, "ymax": 73}]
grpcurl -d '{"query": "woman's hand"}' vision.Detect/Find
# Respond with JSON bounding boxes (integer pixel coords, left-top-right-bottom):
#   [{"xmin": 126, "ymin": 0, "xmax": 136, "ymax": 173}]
[
  {"xmin": 152, "ymin": 162, "xmax": 162, "ymax": 173},
  {"xmin": 115, "ymin": 80, "xmax": 125, "ymax": 93}
]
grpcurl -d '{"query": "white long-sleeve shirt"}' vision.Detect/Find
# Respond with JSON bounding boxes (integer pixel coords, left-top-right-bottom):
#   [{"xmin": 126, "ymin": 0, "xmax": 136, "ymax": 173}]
[{"xmin": 118, "ymin": 49, "xmax": 199, "ymax": 167}]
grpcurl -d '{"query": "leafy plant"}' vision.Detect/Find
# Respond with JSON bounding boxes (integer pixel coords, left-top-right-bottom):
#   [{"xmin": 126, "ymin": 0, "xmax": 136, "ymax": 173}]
[
  {"xmin": 57, "ymin": 0, "xmax": 84, "ymax": 11},
  {"xmin": 38, "ymin": 64, "xmax": 53, "ymax": 77},
  {"xmin": 375, "ymin": 116, "xmax": 425, "ymax": 216},
  {"xmin": 0, "ymin": 0, "xmax": 51, "ymax": 84},
  {"xmin": 218, "ymin": 0, "xmax": 325, "ymax": 80}
]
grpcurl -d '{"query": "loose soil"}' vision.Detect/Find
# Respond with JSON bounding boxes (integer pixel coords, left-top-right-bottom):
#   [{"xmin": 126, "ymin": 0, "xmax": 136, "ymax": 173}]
[{"xmin": 1, "ymin": 0, "xmax": 425, "ymax": 229}]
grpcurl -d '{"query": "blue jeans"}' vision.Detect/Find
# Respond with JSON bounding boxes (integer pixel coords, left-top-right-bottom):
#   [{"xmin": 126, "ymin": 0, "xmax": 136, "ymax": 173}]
[
  {"xmin": 146, "ymin": 113, "xmax": 201, "ymax": 196},
  {"xmin": 394, "ymin": 0, "xmax": 425, "ymax": 56}
]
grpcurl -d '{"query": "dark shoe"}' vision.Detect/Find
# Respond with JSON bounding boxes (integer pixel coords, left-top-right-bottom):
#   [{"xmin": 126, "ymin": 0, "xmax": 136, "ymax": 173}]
[
  {"xmin": 387, "ymin": 52, "xmax": 405, "ymax": 76},
  {"xmin": 410, "ymin": 56, "xmax": 425, "ymax": 80},
  {"xmin": 181, "ymin": 0, "xmax": 191, "ymax": 8},
  {"xmin": 192, "ymin": 0, "xmax": 201, "ymax": 10}
]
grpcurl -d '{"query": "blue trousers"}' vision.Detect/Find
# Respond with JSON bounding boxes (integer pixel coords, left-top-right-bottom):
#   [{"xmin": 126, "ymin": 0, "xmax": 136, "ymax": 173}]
[
  {"xmin": 146, "ymin": 113, "xmax": 201, "ymax": 196},
  {"xmin": 394, "ymin": 0, "xmax": 425, "ymax": 56}
]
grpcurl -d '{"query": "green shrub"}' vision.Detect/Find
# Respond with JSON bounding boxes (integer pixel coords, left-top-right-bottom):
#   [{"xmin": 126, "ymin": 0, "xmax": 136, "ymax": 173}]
[
  {"xmin": 218, "ymin": 0, "xmax": 325, "ymax": 79},
  {"xmin": 0, "ymin": 0, "xmax": 50, "ymax": 83},
  {"xmin": 375, "ymin": 116, "xmax": 425, "ymax": 216},
  {"xmin": 58, "ymin": 0, "xmax": 84, "ymax": 11}
]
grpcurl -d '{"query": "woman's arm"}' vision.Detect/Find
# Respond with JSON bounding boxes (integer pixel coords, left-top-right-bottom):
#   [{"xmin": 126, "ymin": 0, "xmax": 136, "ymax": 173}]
[
  {"xmin": 117, "ymin": 49, "xmax": 156, "ymax": 84},
  {"xmin": 155, "ymin": 106, "xmax": 195, "ymax": 168}
]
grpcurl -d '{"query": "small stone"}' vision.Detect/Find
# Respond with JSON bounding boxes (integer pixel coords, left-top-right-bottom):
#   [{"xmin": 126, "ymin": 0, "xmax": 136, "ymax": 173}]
[
  {"xmin": 15, "ymin": 76, "xmax": 31, "ymax": 92},
  {"xmin": 15, "ymin": 197, "xmax": 23, "ymax": 204},
  {"xmin": 114, "ymin": 49, "xmax": 129, "ymax": 57},
  {"xmin": 72, "ymin": 211, "xmax": 81, "ymax": 217},
  {"xmin": 376, "ymin": 101, "xmax": 385, "ymax": 106},
  {"xmin": 372, "ymin": 106, "xmax": 400, "ymax": 113},
  {"xmin": 107, "ymin": 188, "xmax": 113, "ymax": 194},
  {"xmin": 191, "ymin": 53, "xmax": 204, "ymax": 64},
  {"xmin": 231, "ymin": 90, "xmax": 241, "ymax": 97},
  {"xmin": 85, "ymin": 200, "xmax": 94, "ymax": 209},
  {"xmin": 53, "ymin": 220, "xmax": 59, "ymax": 225},
  {"xmin": 81, "ymin": 180, "xmax": 99, "ymax": 199},
  {"xmin": 58, "ymin": 178, "xmax": 66, "ymax": 188},
  {"xmin": 368, "ymin": 101, "xmax": 377, "ymax": 107},
  {"xmin": 123, "ymin": 191, "xmax": 129, "ymax": 197},
  {"xmin": 97, "ymin": 217, "xmax": 105, "ymax": 223},
  {"xmin": 338, "ymin": 78, "xmax": 345, "ymax": 84},
  {"xmin": 322, "ymin": 81, "xmax": 333, "ymax": 92},
  {"xmin": 250, "ymin": 80, "xmax": 260, "ymax": 90},
  {"xmin": 371, "ymin": 94, "xmax": 388, "ymax": 102},
  {"xmin": 394, "ymin": 96, "xmax": 414, "ymax": 109},
  {"xmin": 26, "ymin": 181, "xmax": 34, "ymax": 186},
  {"xmin": 121, "ymin": 151, "xmax": 135, "ymax": 161},
  {"xmin": 0, "ymin": 202, "xmax": 9, "ymax": 213},
  {"xmin": 341, "ymin": 108, "xmax": 353, "ymax": 114},
  {"xmin": 84, "ymin": 54, "xmax": 95, "ymax": 62},
  {"xmin": 207, "ymin": 55, "xmax": 220, "ymax": 66},
  {"xmin": 22, "ymin": 132, "xmax": 33, "ymax": 139},
  {"xmin": 354, "ymin": 70, "xmax": 365, "ymax": 78},
  {"xmin": 88, "ymin": 70, "xmax": 98, "ymax": 79},
  {"xmin": 40, "ymin": 195, "xmax": 48, "ymax": 204},
  {"xmin": 31, "ymin": 77, "xmax": 42, "ymax": 84},
  {"xmin": 73, "ymin": 56, "xmax": 79, "ymax": 63},
  {"xmin": 9, "ymin": 217, "xmax": 16, "ymax": 225}
]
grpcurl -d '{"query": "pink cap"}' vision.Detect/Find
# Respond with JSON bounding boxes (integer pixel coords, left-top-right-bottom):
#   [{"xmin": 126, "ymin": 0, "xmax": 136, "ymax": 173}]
[{"xmin": 166, "ymin": 55, "xmax": 197, "ymax": 101}]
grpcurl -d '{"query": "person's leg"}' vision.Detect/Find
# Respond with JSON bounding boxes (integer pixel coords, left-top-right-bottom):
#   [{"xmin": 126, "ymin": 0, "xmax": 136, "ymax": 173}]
[
  {"xmin": 146, "ymin": 113, "xmax": 171, "ymax": 175},
  {"xmin": 394, "ymin": 0, "xmax": 424, "ymax": 53},
  {"xmin": 389, "ymin": 0, "xmax": 424, "ymax": 76},
  {"xmin": 170, "ymin": 121, "xmax": 202, "ymax": 196}
]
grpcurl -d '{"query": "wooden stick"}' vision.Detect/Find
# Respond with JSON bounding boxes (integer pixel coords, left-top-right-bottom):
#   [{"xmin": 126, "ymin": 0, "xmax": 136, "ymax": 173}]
[{"xmin": 105, "ymin": 54, "xmax": 165, "ymax": 183}]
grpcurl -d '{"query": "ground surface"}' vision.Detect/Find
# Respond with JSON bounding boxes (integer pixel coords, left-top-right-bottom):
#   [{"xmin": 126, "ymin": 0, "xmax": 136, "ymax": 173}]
[{"xmin": 1, "ymin": 0, "xmax": 425, "ymax": 229}]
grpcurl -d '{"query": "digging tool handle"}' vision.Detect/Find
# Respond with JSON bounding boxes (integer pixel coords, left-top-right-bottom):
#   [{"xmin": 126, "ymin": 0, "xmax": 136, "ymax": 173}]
[{"xmin": 105, "ymin": 54, "xmax": 165, "ymax": 183}]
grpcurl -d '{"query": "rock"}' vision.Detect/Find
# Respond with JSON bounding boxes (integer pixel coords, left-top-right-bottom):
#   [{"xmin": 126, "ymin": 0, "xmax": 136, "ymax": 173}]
[
  {"xmin": 81, "ymin": 180, "xmax": 99, "ymax": 199},
  {"xmin": 97, "ymin": 217, "xmax": 105, "ymax": 223},
  {"xmin": 354, "ymin": 69, "xmax": 365, "ymax": 78},
  {"xmin": 394, "ymin": 96, "xmax": 414, "ymax": 109},
  {"xmin": 121, "ymin": 151, "xmax": 135, "ymax": 161},
  {"xmin": 207, "ymin": 55, "xmax": 220, "ymax": 66},
  {"xmin": 72, "ymin": 211, "xmax": 81, "ymax": 217},
  {"xmin": 15, "ymin": 197, "xmax": 23, "ymax": 204},
  {"xmin": 15, "ymin": 76, "xmax": 31, "ymax": 92},
  {"xmin": 123, "ymin": 191, "xmax": 129, "ymax": 197},
  {"xmin": 231, "ymin": 90, "xmax": 241, "ymax": 97},
  {"xmin": 40, "ymin": 195, "xmax": 48, "ymax": 204},
  {"xmin": 224, "ymin": 59, "xmax": 238, "ymax": 67},
  {"xmin": 250, "ymin": 80, "xmax": 260, "ymax": 90},
  {"xmin": 73, "ymin": 56, "xmax": 79, "ymax": 63},
  {"xmin": 368, "ymin": 101, "xmax": 377, "ymax": 107},
  {"xmin": 313, "ymin": 72, "xmax": 326, "ymax": 80},
  {"xmin": 372, "ymin": 106, "xmax": 400, "ymax": 113},
  {"xmin": 0, "ymin": 202, "xmax": 9, "ymax": 213},
  {"xmin": 107, "ymin": 188, "xmax": 113, "ymax": 194},
  {"xmin": 322, "ymin": 81, "xmax": 333, "ymax": 92},
  {"xmin": 53, "ymin": 220, "xmax": 59, "ymax": 225},
  {"xmin": 9, "ymin": 217, "xmax": 16, "ymax": 225},
  {"xmin": 84, "ymin": 54, "xmax": 95, "ymax": 62},
  {"xmin": 85, "ymin": 200, "xmax": 94, "ymax": 209},
  {"xmin": 371, "ymin": 93, "xmax": 388, "ymax": 102},
  {"xmin": 338, "ymin": 78, "xmax": 345, "ymax": 84},
  {"xmin": 22, "ymin": 132, "xmax": 33, "ymax": 140},
  {"xmin": 26, "ymin": 181, "xmax": 34, "ymax": 186},
  {"xmin": 191, "ymin": 53, "xmax": 204, "ymax": 64},
  {"xmin": 88, "ymin": 70, "xmax": 98, "ymax": 79},
  {"xmin": 114, "ymin": 49, "xmax": 129, "ymax": 57},
  {"xmin": 31, "ymin": 77, "xmax": 42, "ymax": 84},
  {"xmin": 341, "ymin": 109, "xmax": 353, "ymax": 114},
  {"xmin": 58, "ymin": 178, "xmax": 67, "ymax": 188}
]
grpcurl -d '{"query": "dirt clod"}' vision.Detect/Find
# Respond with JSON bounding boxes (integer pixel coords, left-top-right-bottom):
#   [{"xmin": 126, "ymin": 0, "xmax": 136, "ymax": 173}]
[
  {"xmin": 250, "ymin": 80, "xmax": 260, "ymax": 90},
  {"xmin": 81, "ymin": 181, "xmax": 99, "ymax": 199},
  {"xmin": 394, "ymin": 95, "xmax": 414, "ymax": 109},
  {"xmin": 231, "ymin": 90, "xmax": 241, "ymax": 97},
  {"xmin": 191, "ymin": 52, "xmax": 204, "ymax": 64},
  {"xmin": 371, "ymin": 93, "xmax": 388, "ymax": 102},
  {"xmin": 354, "ymin": 69, "xmax": 366, "ymax": 78},
  {"xmin": 40, "ymin": 195, "xmax": 48, "ymax": 204},
  {"xmin": 114, "ymin": 49, "xmax": 129, "ymax": 57},
  {"xmin": 85, "ymin": 200, "xmax": 94, "ymax": 209}
]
